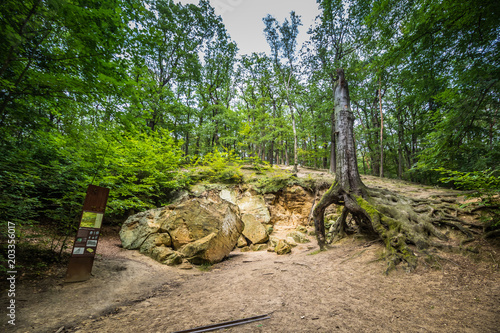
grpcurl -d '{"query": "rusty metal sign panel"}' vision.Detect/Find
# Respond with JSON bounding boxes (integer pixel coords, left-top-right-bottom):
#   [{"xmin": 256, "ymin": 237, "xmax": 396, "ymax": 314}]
[{"xmin": 65, "ymin": 185, "xmax": 110, "ymax": 283}]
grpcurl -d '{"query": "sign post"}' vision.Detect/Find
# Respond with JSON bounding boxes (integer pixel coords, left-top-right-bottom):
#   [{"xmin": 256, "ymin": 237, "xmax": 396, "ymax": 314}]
[{"xmin": 65, "ymin": 184, "xmax": 110, "ymax": 283}]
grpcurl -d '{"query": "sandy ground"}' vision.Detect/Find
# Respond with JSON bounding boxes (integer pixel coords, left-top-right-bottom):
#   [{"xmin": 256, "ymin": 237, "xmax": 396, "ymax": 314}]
[
  {"xmin": 2, "ymin": 171, "xmax": 500, "ymax": 333},
  {"xmin": 3, "ymin": 229, "xmax": 499, "ymax": 333}
]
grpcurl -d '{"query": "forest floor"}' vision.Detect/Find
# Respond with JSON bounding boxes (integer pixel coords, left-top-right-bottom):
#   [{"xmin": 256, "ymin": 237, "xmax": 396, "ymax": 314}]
[{"xmin": 2, "ymin": 169, "xmax": 500, "ymax": 333}]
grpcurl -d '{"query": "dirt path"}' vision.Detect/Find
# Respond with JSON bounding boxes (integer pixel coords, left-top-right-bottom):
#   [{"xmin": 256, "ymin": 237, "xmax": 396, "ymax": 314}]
[
  {"xmin": 3, "ymin": 170, "xmax": 500, "ymax": 332},
  {"xmin": 4, "ymin": 230, "xmax": 500, "ymax": 333}
]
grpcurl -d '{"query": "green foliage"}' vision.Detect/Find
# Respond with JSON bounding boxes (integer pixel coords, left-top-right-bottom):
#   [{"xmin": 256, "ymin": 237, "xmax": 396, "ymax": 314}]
[
  {"xmin": 254, "ymin": 170, "xmax": 297, "ymax": 194},
  {"xmin": 245, "ymin": 156, "xmax": 271, "ymax": 174},
  {"xmin": 0, "ymin": 128, "xmax": 187, "ymax": 237},
  {"xmin": 436, "ymin": 168, "xmax": 500, "ymax": 228},
  {"xmin": 189, "ymin": 148, "xmax": 243, "ymax": 184},
  {"xmin": 0, "ymin": 146, "xmax": 42, "ymax": 227},
  {"xmin": 98, "ymin": 129, "xmax": 188, "ymax": 216},
  {"xmin": 435, "ymin": 168, "xmax": 500, "ymax": 192}
]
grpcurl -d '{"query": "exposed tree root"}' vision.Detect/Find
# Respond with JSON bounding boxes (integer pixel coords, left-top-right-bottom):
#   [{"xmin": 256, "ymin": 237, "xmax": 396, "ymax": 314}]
[
  {"xmin": 326, "ymin": 207, "xmax": 349, "ymax": 243},
  {"xmin": 313, "ymin": 183, "xmax": 477, "ymax": 274},
  {"xmin": 313, "ymin": 68, "xmax": 484, "ymax": 273},
  {"xmin": 485, "ymin": 229, "xmax": 500, "ymax": 239},
  {"xmin": 470, "ymin": 205, "xmax": 500, "ymax": 213}
]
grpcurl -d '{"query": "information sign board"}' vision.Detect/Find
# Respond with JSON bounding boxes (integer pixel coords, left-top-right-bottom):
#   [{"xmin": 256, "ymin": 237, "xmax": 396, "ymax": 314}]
[{"xmin": 65, "ymin": 185, "xmax": 109, "ymax": 282}]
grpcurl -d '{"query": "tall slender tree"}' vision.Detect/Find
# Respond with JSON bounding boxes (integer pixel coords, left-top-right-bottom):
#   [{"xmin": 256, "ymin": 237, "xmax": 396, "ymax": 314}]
[
  {"xmin": 313, "ymin": 69, "xmax": 474, "ymax": 272},
  {"xmin": 263, "ymin": 12, "xmax": 302, "ymax": 173}
]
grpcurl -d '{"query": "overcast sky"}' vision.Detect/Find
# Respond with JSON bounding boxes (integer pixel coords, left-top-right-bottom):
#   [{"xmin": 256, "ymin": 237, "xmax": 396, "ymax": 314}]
[{"xmin": 177, "ymin": 0, "xmax": 321, "ymax": 56}]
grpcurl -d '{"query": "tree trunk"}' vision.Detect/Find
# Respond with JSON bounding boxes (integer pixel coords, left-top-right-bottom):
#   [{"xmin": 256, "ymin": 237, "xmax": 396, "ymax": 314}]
[
  {"xmin": 290, "ymin": 104, "xmax": 299, "ymax": 173},
  {"xmin": 370, "ymin": 92, "xmax": 381, "ymax": 176},
  {"xmin": 269, "ymin": 140, "xmax": 275, "ymax": 166},
  {"xmin": 329, "ymin": 112, "xmax": 336, "ymax": 174},
  {"xmin": 332, "ymin": 70, "xmax": 365, "ymax": 193},
  {"xmin": 311, "ymin": 69, "xmax": 461, "ymax": 273},
  {"xmin": 397, "ymin": 110, "xmax": 404, "ymax": 179},
  {"xmin": 313, "ymin": 69, "xmax": 367, "ymax": 248},
  {"xmin": 285, "ymin": 141, "xmax": 289, "ymax": 166},
  {"xmin": 323, "ymin": 143, "xmax": 328, "ymax": 169},
  {"xmin": 379, "ymin": 76, "xmax": 384, "ymax": 178}
]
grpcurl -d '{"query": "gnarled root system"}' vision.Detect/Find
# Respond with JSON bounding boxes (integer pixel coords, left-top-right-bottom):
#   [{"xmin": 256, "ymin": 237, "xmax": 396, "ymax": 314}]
[{"xmin": 313, "ymin": 184, "xmax": 476, "ymax": 273}]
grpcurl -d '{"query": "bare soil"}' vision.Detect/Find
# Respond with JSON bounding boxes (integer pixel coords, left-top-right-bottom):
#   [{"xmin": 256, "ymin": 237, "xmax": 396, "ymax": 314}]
[{"xmin": 2, "ymin": 172, "xmax": 500, "ymax": 333}]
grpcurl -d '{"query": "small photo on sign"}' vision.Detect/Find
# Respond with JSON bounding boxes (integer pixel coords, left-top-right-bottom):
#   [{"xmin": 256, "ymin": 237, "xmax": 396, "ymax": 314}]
[
  {"xmin": 86, "ymin": 240, "xmax": 98, "ymax": 247},
  {"xmin": 73, "ymin": 247, "xmax": 85, "ymax": 255},
  {"xmin": 80, "ymin": 211, "xmax": 104, "ymax": 228}
]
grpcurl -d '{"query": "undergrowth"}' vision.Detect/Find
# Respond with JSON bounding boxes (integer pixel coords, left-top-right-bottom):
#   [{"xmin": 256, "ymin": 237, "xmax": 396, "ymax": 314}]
[
  {"xmin": 252, "ymin": 169, "xmax": 331, "ymax": 194},
  {"xmin": 436, "ymin": 168, "xmax": 500, "ymax": 230},
  {"xmin": 254, "ymin": 170, "xmax": 297, "ymax": 193},
  {"xmin": 189, "ymin": 148, "xmax": 244, "ymax": 184}
]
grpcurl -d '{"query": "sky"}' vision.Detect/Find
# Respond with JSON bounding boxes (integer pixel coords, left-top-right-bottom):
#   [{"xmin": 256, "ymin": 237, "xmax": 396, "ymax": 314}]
[{"xmin": 177, "ymin": 0, "xmax": 321, "ymax": 56}]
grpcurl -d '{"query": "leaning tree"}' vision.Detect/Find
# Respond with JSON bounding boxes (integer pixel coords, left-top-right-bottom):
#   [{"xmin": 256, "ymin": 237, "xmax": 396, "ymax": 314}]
[{"xmin": 313, "ymin": 69, "xmax": 474, "ymax": 273}]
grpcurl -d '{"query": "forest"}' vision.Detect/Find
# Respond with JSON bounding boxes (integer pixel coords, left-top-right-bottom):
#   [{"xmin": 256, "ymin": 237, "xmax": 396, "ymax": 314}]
[{"xmin": 0, "ymin": 0, "xmax": 499, "ymax": 248}]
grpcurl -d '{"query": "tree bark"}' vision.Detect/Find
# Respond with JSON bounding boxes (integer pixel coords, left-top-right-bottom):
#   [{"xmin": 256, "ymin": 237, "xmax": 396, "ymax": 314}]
[
  {"xmin": 329, "ymin": 112, "xmax": 336, "ymax": 174},
  {"xmin": 311, "ymin": 69, "xmax": 461, "ymax": 273},
  {"xmin": 313, "ymin": 69, "xmax": 368, "ymax": 248},
  {"xmin": 285, "ymin": 141, "xmax": 289, "ymax": 166},
  {"xmin": 313, "ymin": 69, "xmax": 473, "ymax": 273},
  {"xmin": 379, "ymin": 76, "xmax": 384, "ymax": 178},
  {"xmin": 332, "ymin": 70, "xmax": 364, "ymax": 192},
  {"xmin": 289, "ymin": 102, "xmax": 299, "ymax": 173}
]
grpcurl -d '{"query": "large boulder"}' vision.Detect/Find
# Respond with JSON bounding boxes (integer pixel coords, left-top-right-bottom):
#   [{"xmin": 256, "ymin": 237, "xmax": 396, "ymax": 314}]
[
  {"xmin": 120, "ymin": 208, "xmax": 163, "ymax": 250},
  {"xmin": 236, "ymin": 235, "xmax": 248, "ymax": 248},
  {"xmin": 120, "ymin": 197, "xmax": 244, "ymax": 265},
  {"xmin": 151, "ymin": 246, "xmax": 183, "ymax": 266},
  {"xmin": 219, "ymin": 188, "xmax": 238, "ymax": 205},
  {"xmin": 241, "ymin": 214, "xmax": 269, "ymax": 244},
  {"xmin": 237, "ymin": 191, "xmax": 271, "ymax": 223},
  {"xmin": 139, "ymin": 233, "xmax": 172, "ymax": 256}
]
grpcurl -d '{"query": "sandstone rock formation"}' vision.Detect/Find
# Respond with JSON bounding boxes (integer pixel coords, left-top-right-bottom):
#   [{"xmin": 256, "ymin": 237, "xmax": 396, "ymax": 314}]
[
  {"xmin": 237, "ymin": 190, "xmax": 271, "ymax": 223},
  {"xmin": 275, "ymin": 239, "xmax": 292, "ymax": 255},
  {"xmin": 120, "ymin": 197, "xmax": 243, "ymax": 265},
  {"xmin": 269, "ymin": 186, "xmax": 315, "ymax": 226},
  {"xmin": 241, "ymin": 214, "xmax": 269, "ymax": 244},
  {"xmin": 287, "ymin": 230, "xmax": 311, "ymax": 244},
  {"xmin": 120, "ymin": 184, "xmax": 319, "ymax": 265},
  {"xmin": 120, "ymin": 208, "xmax": 163, "ymax": 250}
]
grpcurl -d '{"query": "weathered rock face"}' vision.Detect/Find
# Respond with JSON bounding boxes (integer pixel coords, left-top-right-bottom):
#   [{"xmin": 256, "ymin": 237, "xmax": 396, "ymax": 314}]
[
  {"xmin": 120, "ymin": 208, "xmax": 163, "ymax": 250},
  {"xmin": 275, "ymin": 239, "xmax": 292, "ymax": 255},
  {"xmin": 237, "ymin": 191, "xmax": 271, "ymax": 224},
  {"xmin": 219, "ymin": 189, "xmax": 237, "ymax": 205},
  {"xmin": 120, "ymin": 197, "xmax": 244, "ymax": 265},
  {"xmin": 121, "ymin": 184, "xmax": 320, "ymax": 265},
  {"xmin": 241, "ymin": 214, "xmax": 269, "ymax": 244},
  {"xmin": 150, "ymin": 246, "xmax": 183, "ymax": 266},
  {"xmin": 287, "ymin": 231, "xmax": 311, "ymax": 244},
  {"xmin": 236, "ymin": 235, "xmax": 248, "ymax": 248},
  {"xmin": 139, "ymin": 233, "xmax": 172, "ymax": 255},
  {"xmin": 219, "ymin": 188, "xmax": 270, "ymax": 245},
  {"xmin": 270, "ymin": 186, "xmax": 315, "ymax": 226}
]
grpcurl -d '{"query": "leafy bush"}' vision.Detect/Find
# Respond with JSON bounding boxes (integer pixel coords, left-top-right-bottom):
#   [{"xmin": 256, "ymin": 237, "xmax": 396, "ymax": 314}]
[
  {"xmin": 97, "ymin": 129, "xmax": 188, "ymax": 216},
  {"xmin": 254, "ymin": 171, "xmax": 297, "ymax": 193},
  {"xmin": 244, "ymin": 156, "xmax": 271, "ymax": 174},
  {"xmin": 189, "ymin": 148, "xmax": 243, "ymax": 183},
  {"xmin": 0, "ymin": 128, "xmax": 188, "ymax": 236},
  {"xmin": 435, "ymin": 168, "xmax": 500, "ymax": 191},
  {"xmin": 436, "ymin": 168, "xmax": 500, "ymax": 228}
]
